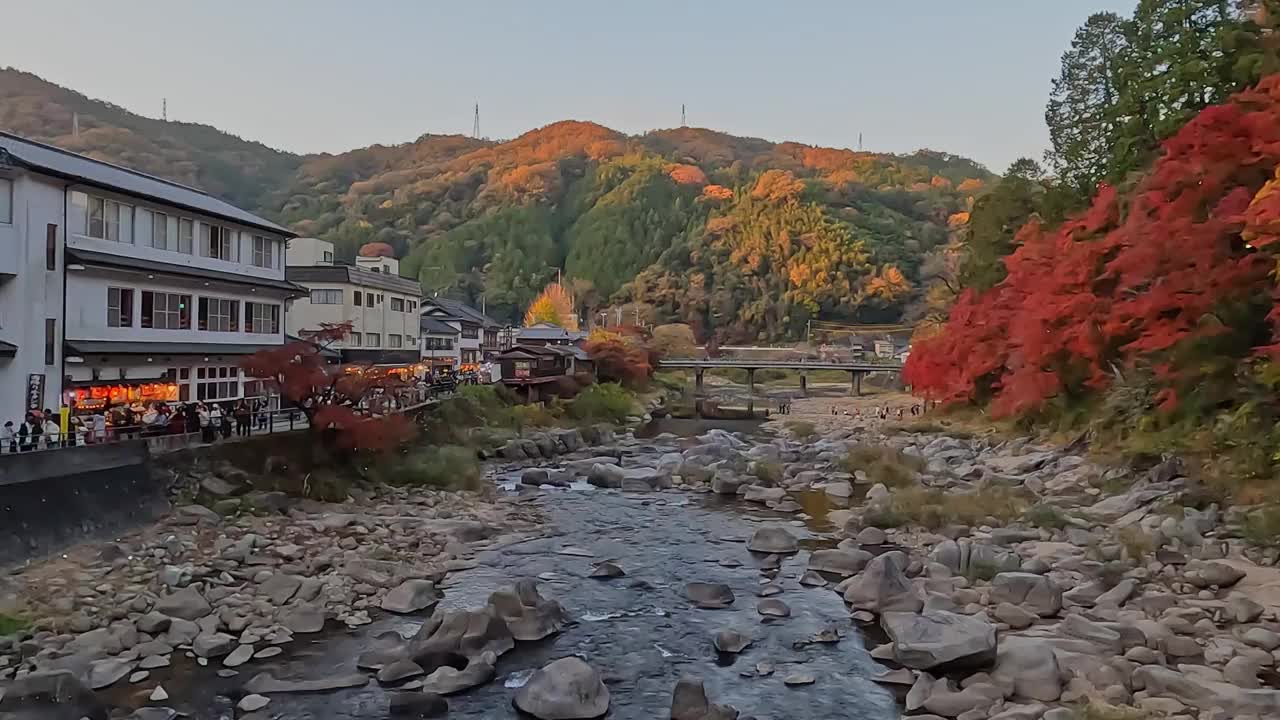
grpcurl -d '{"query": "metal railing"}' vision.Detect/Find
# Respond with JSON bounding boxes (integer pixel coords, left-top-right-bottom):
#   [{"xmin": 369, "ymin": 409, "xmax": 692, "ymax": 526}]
[{"xmin": 0, "ymin": 382, "xmax": 461, "ymax": 457}]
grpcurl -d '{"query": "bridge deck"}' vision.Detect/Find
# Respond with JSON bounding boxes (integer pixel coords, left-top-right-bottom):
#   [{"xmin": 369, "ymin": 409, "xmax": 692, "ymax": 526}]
[{"xmin": 656, "ymin": 359, "xmax": 902, "ymax": 372}]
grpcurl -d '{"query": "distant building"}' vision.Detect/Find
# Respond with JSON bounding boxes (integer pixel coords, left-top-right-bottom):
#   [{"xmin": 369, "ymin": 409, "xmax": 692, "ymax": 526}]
[
  {"xmin": 419, "ymin": 314, "xmax": 461, "ymax": 371},
  {"xmin": 0, "ymin": 131, "xmax": 298, "ymax": 419},
  {"xmin": 285, "ymin": 238, "xmax": 422, "ymax": 366},
  {"xmin": 516, "ymin": 322, "xmax": 588, "ymax": 347},
  {"xmin": 420, "ymin": 297, "xmax": 508, "ymax": 365}
]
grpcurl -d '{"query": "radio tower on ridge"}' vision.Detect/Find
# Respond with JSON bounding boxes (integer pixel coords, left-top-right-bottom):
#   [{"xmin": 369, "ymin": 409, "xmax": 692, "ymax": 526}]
[
  {"xmin": 162, "ymin": 98, "xmax": 167, "ymax": 121},
  {"xmin": 473, "ymin": 103, "xmax": 480, "ymax": 139},
  {"xmin": 681, "ymin": 104, "xmax": 686, "ymax": 127}
]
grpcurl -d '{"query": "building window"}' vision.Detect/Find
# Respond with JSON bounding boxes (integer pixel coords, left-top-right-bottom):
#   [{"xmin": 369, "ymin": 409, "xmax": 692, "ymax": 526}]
[
  {"xmin": 309, "ymin": 289, "xmax": 342, "ymax": 304},
  {"xmin": 245, "ymin": 302, "xmax": 280, "ymax": 334},
  {"xmin": 367, "ymin": 293, "xmax": 376, "ymax": 308},
  {"xmin": 203, "ymin": 224, "xmax": 235, "ymax": 260},
  {"xmin": 196, "ymin": 365, "xmax": 240, "ymax": 401},
  {"xmin": 390, "ymin": 297, "xmax": 405, "ymax": 312},
  {"xmin": 348, "ymin": 331, "xmax": 362, "ymax": 346},
  {"xmin": 44, "ymin": 318, "xmax": 56, "ymax": 366},
  {"xmin": 322, "ymin": 250, "xmax": 334, "ymax": 263},
  {"xmin": 365, "ymin": 333, "xmax": 380, "ymax": 347},
  {"xmin": 352, "ymin": 290, "xmax": 362, "ymax": 306},
  {"xmin": 107, "ymin": 287, "xmax": 134, "ymax": 327},
  {"xmin": 82, "ymin": 195, "xmax": 132, "ymax": 242},
  {"xmin": 140, "ymin": 291, "xmax": 191, "ymax": 330},
  {"xmin": 198, "ymin": 297, "xmax": 240, "ymax": 332},
  {"xmin": 151, "ymin": 211, "xmax": 169, "ymax": 249},
  {"xmin": 462, "ymin": 349, "xmax": 479, "ymax": 364},
  {"xmin": 405, "ymin": 336, "xmax": 415, "ymax": 347},
  {"xmin": 484, "ymin": 330, "xmax": 498, "ymax": 346},
  {"xmin": 462, "ymin": 324, "xmax": 479, "ymax": 339},
  {"xmin": 46, "ymin": 224, "xmax": 57, "ymax": 270},
  {"xmin": 0, "ymin": 178, "xmax": 11, "ymax": 224},
  {"xmin": 178, "ymin": 218, "xmax": 194, "ymax": 254},
  {"xmin": 252, "ymin": 236, "xmax": 274, "ymax": 268},
  {"xmin": 388, "ymin": 334, "xmax": 402, "ymax": 348}
]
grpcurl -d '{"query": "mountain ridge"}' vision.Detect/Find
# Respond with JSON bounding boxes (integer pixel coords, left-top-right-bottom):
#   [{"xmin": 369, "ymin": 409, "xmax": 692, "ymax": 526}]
[{"xmin": 0, "ymin": 68, "xmax": 995, "ymax": 340}]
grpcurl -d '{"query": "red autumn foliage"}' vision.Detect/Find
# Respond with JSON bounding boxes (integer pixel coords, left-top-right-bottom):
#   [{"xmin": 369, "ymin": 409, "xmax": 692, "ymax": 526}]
[
  {"xmin": 357, "ymin": 242, "xmax": 395, "ymax": 258},
  {"xmin": 239, "ymin": 323, "xmax": 416, "ymax": 452},
  {"xmin": 584, "ymin": 327, "xmax": 654, "ymax": 388},
  {"xmin": 906, "ymin": 75, "xmax": 1280, "ymax": 417}
]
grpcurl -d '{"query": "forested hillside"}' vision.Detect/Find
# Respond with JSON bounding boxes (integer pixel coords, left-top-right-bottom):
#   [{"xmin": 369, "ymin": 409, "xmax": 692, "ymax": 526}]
[{"xmin": 0, "ymin": 68, "xmax": 991, "ymax": 341}]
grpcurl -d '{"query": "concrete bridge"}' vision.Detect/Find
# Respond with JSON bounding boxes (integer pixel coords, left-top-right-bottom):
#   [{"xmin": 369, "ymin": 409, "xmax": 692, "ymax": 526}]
[{"xmin": 655, "ymin": 358, "xmax": 904, "ymax": 413}]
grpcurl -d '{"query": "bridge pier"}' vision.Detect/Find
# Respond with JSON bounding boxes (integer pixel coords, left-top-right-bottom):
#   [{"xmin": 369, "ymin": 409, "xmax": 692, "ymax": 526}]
[
  {"xmin": 694, "ymin": 369, "xmax": 705, "ymax": 418},
  {"xmin": 799, "ymin": 373, "xmax": 808, "ymax": 397},
  {"xmin": 850, "ymin": 371, "xmax": 863, "ymax": 396},
  {"xmin": 746, "ymin": 368, "xmax": 755, "ymax": 416}
]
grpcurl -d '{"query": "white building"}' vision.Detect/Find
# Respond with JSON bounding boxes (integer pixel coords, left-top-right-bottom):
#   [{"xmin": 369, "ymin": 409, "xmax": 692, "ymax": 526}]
[
  {"xmin": 420, "ymin": 297, "xmax": 508, "ymax": 367},
  {"xmin": 285, "ymin": 238, "xmax": 423, "ymax": 366},
  {"xmin": 0, "ymin": 132, "xmax": 298, "ymax": 420}
]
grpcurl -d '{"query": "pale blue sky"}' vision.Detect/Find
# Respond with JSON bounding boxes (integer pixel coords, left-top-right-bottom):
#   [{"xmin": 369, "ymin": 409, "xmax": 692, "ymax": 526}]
[{"xmin": 3, "ymin": 1, "xmax": 1133, "ymax": 172}]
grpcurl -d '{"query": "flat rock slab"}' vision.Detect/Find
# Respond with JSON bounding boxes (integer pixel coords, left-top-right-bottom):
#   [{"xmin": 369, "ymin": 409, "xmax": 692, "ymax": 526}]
[{"xmin": 245, "ymin": 672, "xmax": 370, "ymax": 694}]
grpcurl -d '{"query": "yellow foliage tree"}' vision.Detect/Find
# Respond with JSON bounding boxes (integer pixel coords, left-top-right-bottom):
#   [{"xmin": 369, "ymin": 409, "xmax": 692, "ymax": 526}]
[{"xmin": 523, "ymin": 282, "xmax": 579, "ymax": 330}]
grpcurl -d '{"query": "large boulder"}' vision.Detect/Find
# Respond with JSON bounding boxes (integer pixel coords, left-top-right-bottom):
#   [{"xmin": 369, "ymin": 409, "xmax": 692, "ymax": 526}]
[
  {"xmin": 991, "ymin": 636, "xmax": 1062, "ymax": 701},
  {"xmin": 154, "ymin": 586, "xmax": 212, "ymax": 621},
  {"xmin": 709, "ymin": 474, "xmax": 743, "ymax": 495},
  {"xmin": 0, "ymin": 670, "xmax": 109, "ymax": 720},
  {"xmin": 741, "ymin": 485, "xmax": 784, "ymax": 504},
  {"xmin": 686, "ymin": 583, "xmax": 735, "ymax": 609},
  {"xmin": 671, "ymin": 675, "xmax": 739, "ymax": 720},
  {"xmin": 586, "ymin": 464, "xmax": 624, "ymax": 489},
  {"xmin": 514, "ymin": 657, "xmax": 610, "ymax": 719},
  {"xmin": 382, "ymin": 580, "xmax": 442, "ymax": 614},
  {"xmin": 881, "ymin": 609, "xmax": 998, "ymax": 671},
  {"xmin": 620, "ymin": 468, "xmax": 673, "ymax": 492},
  {"xmin": 419, "ymin": 651, "xmax": 497, "ymax": 695},
  {"xmin": 1185, "ymin": 560, "xmax": 1246, "ymax": 589},
  {"xmin": 930, "ymin": 539, "xmax": 1021, "ymax": 578},
  {"xmin": 404, "ymin": 609, "xmax": 514, "ymax": 667},
  {"xmin": 842, "ymin": 551, "xmax": 922, "ymax": 614},
  {"xmin": 989, "ymin": 572, "xmax": 1062, "ymax": 618},
  {"xmin": 807, "ymin": 548, "xmax": 872, "ymax": 578},
  {"xmin": 487, "ymin": 580, "xmax": 566, "ymax": 642},
  {"xmin": 746, "ymin": 526, "xmax": 798, "ymax": 554}
]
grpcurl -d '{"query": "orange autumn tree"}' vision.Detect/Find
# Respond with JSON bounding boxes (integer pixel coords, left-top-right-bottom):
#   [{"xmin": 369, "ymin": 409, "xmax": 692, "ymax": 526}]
[
  {"xmin": 906, "ymin": 75, "xmax": 1280, "ymax": 422},
  {"xmin": 523, "ymin": 282, "xmax": 579, "ymax": 329},
  {"xmin": 240, "ymin": 323, "xmax": 415, "ymax": 452}
]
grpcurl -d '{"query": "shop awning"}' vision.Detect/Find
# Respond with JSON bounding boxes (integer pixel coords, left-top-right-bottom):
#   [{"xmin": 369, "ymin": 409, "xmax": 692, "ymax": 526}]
[
  {"xmin": 65, "ymin": 340, "xmax": 279, "ymax": 356},
  {"xmin": 0, "ymin": 340, "xmax": 16, "ymax": 358}
]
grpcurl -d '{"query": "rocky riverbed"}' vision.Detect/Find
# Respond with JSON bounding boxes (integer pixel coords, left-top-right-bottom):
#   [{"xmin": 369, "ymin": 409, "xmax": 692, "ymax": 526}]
[{"xmin": 3, "ymin": 416, "xmax": 1280, "ymax": 720}]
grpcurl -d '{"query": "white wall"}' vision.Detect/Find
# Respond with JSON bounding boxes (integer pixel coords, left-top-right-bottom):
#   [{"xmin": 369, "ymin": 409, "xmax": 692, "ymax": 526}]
[
  {"xmin": 287, "ymin": 237, "xmax": 334, "ymax": 267},
  {"xmin": 65, "ymin": 270, "xmax": 288, "ymax": 347},
  {"xmin": 0, "ymin": 171, "xmax": 66, "ymax": 419},
  {"xmin": 355, "ymin": 254, "xmax": 400, "ymax": 276},
  {"xmin": 289, "ymin": 281, "xmax": 420, "ymax": 350},
  {"xmin": 65, "ymin": 183, "xmax": 287, "ymax": 283}
]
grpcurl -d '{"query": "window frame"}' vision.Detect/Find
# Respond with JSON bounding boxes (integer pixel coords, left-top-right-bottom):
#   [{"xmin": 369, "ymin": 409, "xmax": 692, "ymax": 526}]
[
  {"xmin": 309, "ymin": 289, "xmax": 342, "ymax": 304},
  {"xmin": 198, "ymin": 297, "xmax": 240, "ymax": 332},
  {"xmin": 140, "ymin": 290, "xmax": 191, "ymax": 330},
  {"xmin": 251, "ymin": 235, "xmax": 274, "ymax": 268},
  {"xmin": 0, "ymin": 177, "xmax": 11, "ymax": 224},
  {"xmin": 107, "ymin": 287, "xmax": 134, "ymax": 328},
  {"xmin": 365, "ymin": 333, "xmax": 380, "ymax": 347},
  {"xmin": 388, "ymin": 334, "xmax": 402, "ymax": 348},
  {"xmin": 245, "ymin": 302, "xmax": 280, "ymax": 335},
  {"xmin": 390, "ymin": 297, "xmax": 405, "ymax": 312}
]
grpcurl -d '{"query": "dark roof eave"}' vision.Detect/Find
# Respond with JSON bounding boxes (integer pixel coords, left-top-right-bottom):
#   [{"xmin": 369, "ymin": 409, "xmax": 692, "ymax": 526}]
[{"xmin": 69, "ymin": 249, "xmax": 307, "ymax": 296}]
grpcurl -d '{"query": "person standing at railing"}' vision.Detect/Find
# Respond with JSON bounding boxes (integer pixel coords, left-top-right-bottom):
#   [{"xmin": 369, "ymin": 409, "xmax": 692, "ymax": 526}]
[
  {"xmin": 1, "ymin": 421, "xmax": 14, "ymax": 454},
  {"xmin": 89, "ymin": 410, "xmax": 106, "ymax": 444},
  {"xmin": 233, "ymin": 400, "xmax": 251, "ymax": 437},
  {"xmin": 41, "ymin": 409, "xmax": 60, "ymax": 449},
  {"xmin": 197, "ymin": 404, "xmax": 213, "ymax": 442}
]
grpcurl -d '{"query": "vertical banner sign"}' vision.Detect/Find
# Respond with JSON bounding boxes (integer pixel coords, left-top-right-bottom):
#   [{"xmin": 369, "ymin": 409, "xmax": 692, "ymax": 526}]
[{"xmin": 26, "ymin": 373, "xmax": 45, "ymax": 412}]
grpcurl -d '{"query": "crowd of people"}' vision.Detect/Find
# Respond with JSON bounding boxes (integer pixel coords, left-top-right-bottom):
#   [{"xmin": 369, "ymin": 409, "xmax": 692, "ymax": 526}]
[
  {"xmin": 0, "ymin": 398, "xmax": 280, "ymax": 454},
  {"xmin": 828, "ymin": 403, "xmax": 925, "ymax": 420}
]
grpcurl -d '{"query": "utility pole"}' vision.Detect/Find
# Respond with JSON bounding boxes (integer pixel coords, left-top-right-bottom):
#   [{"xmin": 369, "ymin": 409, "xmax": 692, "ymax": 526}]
[{"xmin": 72, "ymin": 112, "xmax": 79, "ymax": 137}]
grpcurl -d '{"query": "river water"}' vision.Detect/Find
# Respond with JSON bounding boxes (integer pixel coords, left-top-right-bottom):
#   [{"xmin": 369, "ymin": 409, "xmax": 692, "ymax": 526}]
[{"xmin": 135, "ymin": 422, "xmax": 899, "ymax": 720}]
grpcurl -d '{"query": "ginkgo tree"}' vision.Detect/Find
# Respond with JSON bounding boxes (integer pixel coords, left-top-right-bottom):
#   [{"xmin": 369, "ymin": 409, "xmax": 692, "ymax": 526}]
[{"xmin": 240, "ymin": 322, "xmax": 416, "ymax": 453}]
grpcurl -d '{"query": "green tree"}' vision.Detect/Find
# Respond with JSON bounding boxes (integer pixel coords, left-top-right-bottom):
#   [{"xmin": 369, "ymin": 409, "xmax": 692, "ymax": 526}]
[
  {"xmin": 957, "ymin": 174, "xmax": 1044, "ymax": 291},
  {"xmin": 1045, "ymin": 12, "xmax": 1136, "ymax": 200}
]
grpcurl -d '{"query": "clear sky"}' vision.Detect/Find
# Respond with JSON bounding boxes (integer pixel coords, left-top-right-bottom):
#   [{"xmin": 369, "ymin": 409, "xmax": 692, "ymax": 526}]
[{"xmin": 3, "ymin": 0, "xmax": 1133, "ymax": 172}]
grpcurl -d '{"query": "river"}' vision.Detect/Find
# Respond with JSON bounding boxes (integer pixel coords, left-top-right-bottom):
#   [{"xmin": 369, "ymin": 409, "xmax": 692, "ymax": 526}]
[{"xmin": 122, "ymin": 421, "xmax": 900, "ymax": 720}]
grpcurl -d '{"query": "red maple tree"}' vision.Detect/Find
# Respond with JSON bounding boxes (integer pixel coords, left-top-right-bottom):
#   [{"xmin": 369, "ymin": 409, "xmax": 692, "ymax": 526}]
[
  {"xmin": 907, "ymin": 75, "xmax": 1280, "ymax": 418},
  {"xmin": 239, "ymin": 323, "xmax": 416, "ymax": 452}
]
